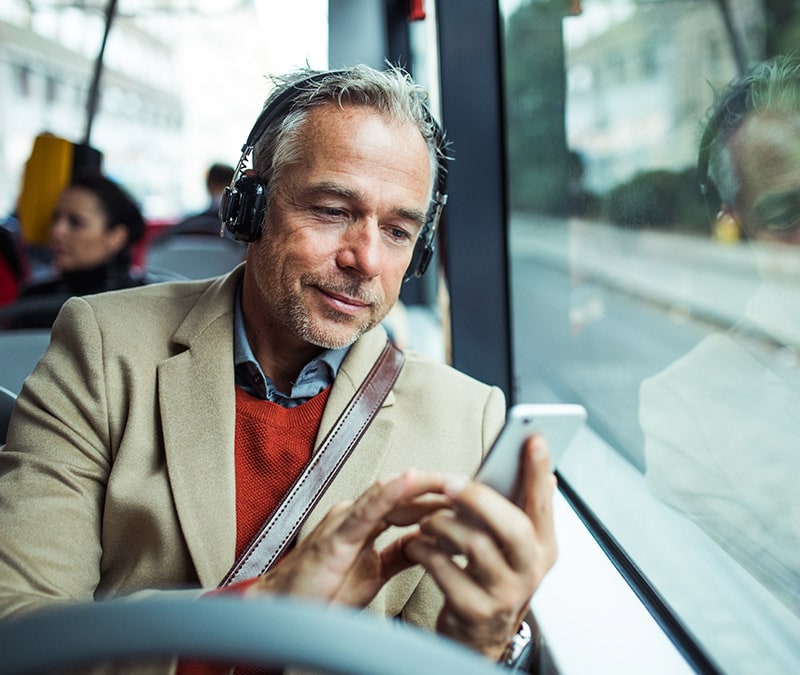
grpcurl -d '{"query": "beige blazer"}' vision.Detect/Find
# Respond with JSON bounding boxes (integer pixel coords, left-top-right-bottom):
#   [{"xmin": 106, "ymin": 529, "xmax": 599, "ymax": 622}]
[{"xmin": 0, "ymin": 265, "xmax": 505, "ymax": 633}]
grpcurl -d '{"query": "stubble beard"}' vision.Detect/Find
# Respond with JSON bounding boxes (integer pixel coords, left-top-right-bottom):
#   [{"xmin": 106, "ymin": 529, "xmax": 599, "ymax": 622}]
[{"xmin": 270, "ymin": 270, "xmax": 390, "ymax": 350}]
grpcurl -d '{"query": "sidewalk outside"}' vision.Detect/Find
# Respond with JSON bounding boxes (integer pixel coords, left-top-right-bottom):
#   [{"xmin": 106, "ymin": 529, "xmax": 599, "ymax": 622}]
[{"xmin": 512, "ymin": 214, "xmax": 800, "ymax": 349}]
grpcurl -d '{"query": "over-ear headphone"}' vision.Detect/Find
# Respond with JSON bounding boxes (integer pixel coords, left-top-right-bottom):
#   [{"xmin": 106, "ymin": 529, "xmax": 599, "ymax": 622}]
[
  {"xmin": 697, "ymin": 109, "xmax": 718, "ymax": 202},
  {"xmin": 218, "ymin": 69, "xmax": 448, "ymax": 281},
  {"xmin": 697, "ymin": 90, "xmax": 742, "ymax": 202}
]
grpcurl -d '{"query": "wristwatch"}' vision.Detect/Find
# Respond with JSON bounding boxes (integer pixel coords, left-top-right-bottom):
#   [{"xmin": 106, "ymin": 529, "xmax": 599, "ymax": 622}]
[{"xmin": 499, "ymin": 620, "xmax": 533, "ymax": 670}]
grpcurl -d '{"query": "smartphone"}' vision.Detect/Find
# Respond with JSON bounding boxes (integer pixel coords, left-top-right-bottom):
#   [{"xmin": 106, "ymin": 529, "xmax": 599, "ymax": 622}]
[{"xmin": 475, "ymin": 403, "xmax": 587, "ymax": 504}]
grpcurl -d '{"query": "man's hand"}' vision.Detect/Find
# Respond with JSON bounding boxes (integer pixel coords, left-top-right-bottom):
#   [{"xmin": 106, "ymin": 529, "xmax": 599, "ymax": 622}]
[
  {"xmin": 245, "ymin": 470, "xmax": 450, "ymax": 607},
  {"xmin": 402, "ymin": 435, "xmax": 557, "ymax": 660}
]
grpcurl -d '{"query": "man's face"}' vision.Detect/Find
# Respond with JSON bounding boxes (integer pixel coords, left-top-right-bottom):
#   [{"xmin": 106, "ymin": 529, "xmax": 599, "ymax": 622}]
[
  {"xmin": 242, "ymin": 103, "xmax": 431, "ymax": 353},
  {"xmin": 729, "ymin": 110, "xmax": 800, "ymax": 244}
]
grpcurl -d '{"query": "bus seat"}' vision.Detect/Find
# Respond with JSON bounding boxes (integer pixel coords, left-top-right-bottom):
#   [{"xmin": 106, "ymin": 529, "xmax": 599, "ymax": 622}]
[
  {"xmin": 0, "ymin": 596, "xmax": 499, "ymax": 675},
  {"xmin": 0, "ymin": 329, "xmax": 51, "ymax": 394},
  {"xmin": 145, "ymin": 235, "xmax": 244, "ymax": 280}
]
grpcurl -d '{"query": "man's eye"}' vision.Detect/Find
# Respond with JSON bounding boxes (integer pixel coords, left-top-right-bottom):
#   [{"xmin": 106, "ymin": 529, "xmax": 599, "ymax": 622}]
[
  {"xmin": 762, "ymin": 207, "xmax": 800, "ymax": 231},
  {"xmin": 754, "ymin": 194, "xmax": 800, "ymax": 231},
  {"xmin": 312, "ymin": 206, "xmax": 347, "ymax": 219},
  {"xmin": 386, "ymin": 226, "xmax": 413, "ymax": 243}
]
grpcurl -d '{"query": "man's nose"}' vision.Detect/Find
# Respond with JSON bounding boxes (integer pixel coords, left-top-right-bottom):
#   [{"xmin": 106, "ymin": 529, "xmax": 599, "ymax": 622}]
[{"xmin": 337, "ymin": 219, "xmax": 382, "ymax": 278}]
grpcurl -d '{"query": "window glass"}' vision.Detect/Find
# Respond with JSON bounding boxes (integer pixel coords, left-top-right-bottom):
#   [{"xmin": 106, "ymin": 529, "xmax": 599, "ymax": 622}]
[{"xmin": 501, "ymin": 0, "xmax": 800, "ymax": 671}]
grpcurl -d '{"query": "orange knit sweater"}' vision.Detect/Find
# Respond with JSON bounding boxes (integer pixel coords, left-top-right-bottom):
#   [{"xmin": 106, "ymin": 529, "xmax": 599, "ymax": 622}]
[
  {"xmin": 178, "ymin": 385, "xmax": 331, "ymax": 675},
  {"xmin": 232, "ymin": 385, "xmax": 331, "ymax": 556}
]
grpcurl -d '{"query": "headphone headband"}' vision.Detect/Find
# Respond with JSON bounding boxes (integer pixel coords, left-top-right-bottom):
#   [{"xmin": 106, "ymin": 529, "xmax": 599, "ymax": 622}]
[
  {"xmin": 697, "ymin": 76, "xmax": 753, "ymax": 200},
  {"xmin": 218, "ymin": 69, "xmax": 448, "ymax": 282}
]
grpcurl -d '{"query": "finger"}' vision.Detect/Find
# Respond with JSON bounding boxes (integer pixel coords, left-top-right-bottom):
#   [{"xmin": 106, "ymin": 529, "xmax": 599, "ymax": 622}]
[
  {"xmin": 403, "ymin": 535, "xmax": 519, "ymax": 631},
  {"xmin": 383, "ymin": 493, "xmax": 452, "ymax": 527},
  {"xmin": 404, "ymin": 528, "xmax": 532, "ymax": 641},
  {"xmin": 376, "ymin": 530, "xmax": 422, "ymax": 581},
  {"xmin": 415, "ymin": 509, "xmax": 537, "ymax": 633},
  {"xmin": 403, "ymin": 534, "xmax": 473, "ymax": 590},
  {"xmin": 442, "ymin": 479, "xmax": 537, "ymax": 571},
  {"xmin": 521, "ymin": 435, "xmax": 557, "ymax": 564},
  {"xmin": 333, "ymin": 470, "xmax": 451, "ymax": 547},
  {"xmin": 444, "ymin": 435, "xmax": 556, "ymax": 571},
  {"xmin": 418, "ymin": 508, "xmax": 513, "ymax": 584}
]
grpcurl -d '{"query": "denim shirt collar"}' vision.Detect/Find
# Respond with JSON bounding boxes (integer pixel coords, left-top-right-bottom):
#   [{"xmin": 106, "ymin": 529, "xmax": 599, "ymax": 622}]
[{"xmin": 233, "ymin": 283, "xmax": 349, "ymax": 406}]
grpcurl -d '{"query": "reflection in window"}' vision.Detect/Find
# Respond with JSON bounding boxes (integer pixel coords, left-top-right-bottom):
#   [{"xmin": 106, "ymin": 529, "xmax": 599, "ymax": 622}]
[{"xmin": 502, "ymin": 0, "xmax": 800, "ymax": 672}]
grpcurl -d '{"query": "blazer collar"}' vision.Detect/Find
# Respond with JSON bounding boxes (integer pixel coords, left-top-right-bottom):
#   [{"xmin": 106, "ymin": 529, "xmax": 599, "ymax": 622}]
[
  {"xmin": 158, "ymin": 266, "xmax": 243, "ymax": 585},
  {"xmin": 320, "ymin": 324, "xmax": 397, "ymax": 427}
]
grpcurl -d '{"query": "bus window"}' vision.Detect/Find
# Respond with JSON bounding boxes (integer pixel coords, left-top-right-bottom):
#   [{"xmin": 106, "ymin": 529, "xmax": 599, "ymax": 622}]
[{"xmin": 500, "ymin": 0, "xmax": 800, "ymax": 672}]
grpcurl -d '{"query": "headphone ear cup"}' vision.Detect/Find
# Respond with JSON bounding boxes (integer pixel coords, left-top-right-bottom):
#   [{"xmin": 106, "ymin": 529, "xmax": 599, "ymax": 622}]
[
  {"xmin": 404, "ymin": 224, "xmax": 434, "ymax": 282},
  {"xmin": 222, "ymin": 174, "xmax": 268, "ymax": 242},
  {"xmin": 218, "ymin": 185, "xmax": 239, "ymax": 233},
  {"xmin": 404, "ymin": 184, "xmax": 447, "ymax": 282}
]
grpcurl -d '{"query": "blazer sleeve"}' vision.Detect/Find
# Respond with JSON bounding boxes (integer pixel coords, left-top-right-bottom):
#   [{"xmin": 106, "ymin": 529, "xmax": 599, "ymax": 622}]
[{"xmin": 0, "ymin": 297, "xmax": 114, "ymax": 618}]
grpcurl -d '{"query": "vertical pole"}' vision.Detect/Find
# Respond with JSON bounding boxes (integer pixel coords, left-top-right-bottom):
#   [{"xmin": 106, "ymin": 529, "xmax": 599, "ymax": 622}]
[{"xmin": 83, "ymin": 0, "xmax": 118, "ymax": 145}]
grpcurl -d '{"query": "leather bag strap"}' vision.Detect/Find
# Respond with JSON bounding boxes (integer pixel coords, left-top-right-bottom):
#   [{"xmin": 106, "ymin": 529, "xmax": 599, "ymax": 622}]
[{"xmin": 219, "ymin": 339, "xmax": 405, "ymax": 587}]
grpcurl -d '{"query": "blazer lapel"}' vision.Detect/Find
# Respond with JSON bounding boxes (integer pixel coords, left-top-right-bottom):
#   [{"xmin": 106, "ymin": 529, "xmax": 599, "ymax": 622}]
[
  {"xmin": 156, "ymin": 280, "xmax": 400, "ymax": 581},
  {"xmin": 158, "ymin": 270, "xmax": 242, "ymax": 586},
  {"xmin": 300, "ymin": 327, "xmax": 399, "ymax": 534}
]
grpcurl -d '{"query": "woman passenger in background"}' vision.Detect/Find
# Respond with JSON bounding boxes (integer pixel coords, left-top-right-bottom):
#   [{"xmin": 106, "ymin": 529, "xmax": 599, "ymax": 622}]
[{"xmin": 7, "ymin": 172, "xmax": 147, "ymax": 329}]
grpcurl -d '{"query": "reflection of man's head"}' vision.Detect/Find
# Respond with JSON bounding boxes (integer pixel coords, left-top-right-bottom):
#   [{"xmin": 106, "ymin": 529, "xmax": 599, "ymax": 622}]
[{"xmin": 701, "ymin": 55, "xmax": 800, "ymax": 243}]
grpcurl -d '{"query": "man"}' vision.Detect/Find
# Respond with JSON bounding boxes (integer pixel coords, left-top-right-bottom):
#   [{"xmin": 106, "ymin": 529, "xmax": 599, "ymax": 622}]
[
  {"xmin": 640, "ymin": 54, "xmax": 800, "ymax": 616},
  {"xmin": 0, "ymin": 65, "xmax": 557, "ymax": 669}
]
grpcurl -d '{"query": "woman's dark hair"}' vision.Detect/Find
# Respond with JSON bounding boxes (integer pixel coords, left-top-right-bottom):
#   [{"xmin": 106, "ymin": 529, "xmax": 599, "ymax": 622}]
[{"xmin": 68, "ymin": 172, "xmax": 146, "ymax": 268}]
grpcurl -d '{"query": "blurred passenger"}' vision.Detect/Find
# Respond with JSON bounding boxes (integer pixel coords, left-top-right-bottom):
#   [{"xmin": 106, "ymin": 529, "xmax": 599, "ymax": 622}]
[
  {"xmin": 9, "ymin": 172, "xmax": 147, "ymax": 328},
  {"xmin": 640, "ymin": 54, "xmax": 800, "ymax": 616},
  {"xmin": 14, "ymin": 133, "xmax": 104, "ymax": 282},
  {"xmin": 165, "ymin": 162, "xmax": 235, "ymax": 237}
]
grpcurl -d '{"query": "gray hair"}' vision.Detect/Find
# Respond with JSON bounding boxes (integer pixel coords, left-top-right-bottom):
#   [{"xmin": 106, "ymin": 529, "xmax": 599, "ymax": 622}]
[
  {"xmin": 701, "ymin": 54, "xmax": 800, "ymax": 207},
  {"xmin": 251, "ymin": 64, "xmax": 445, "ymax": 208}
]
